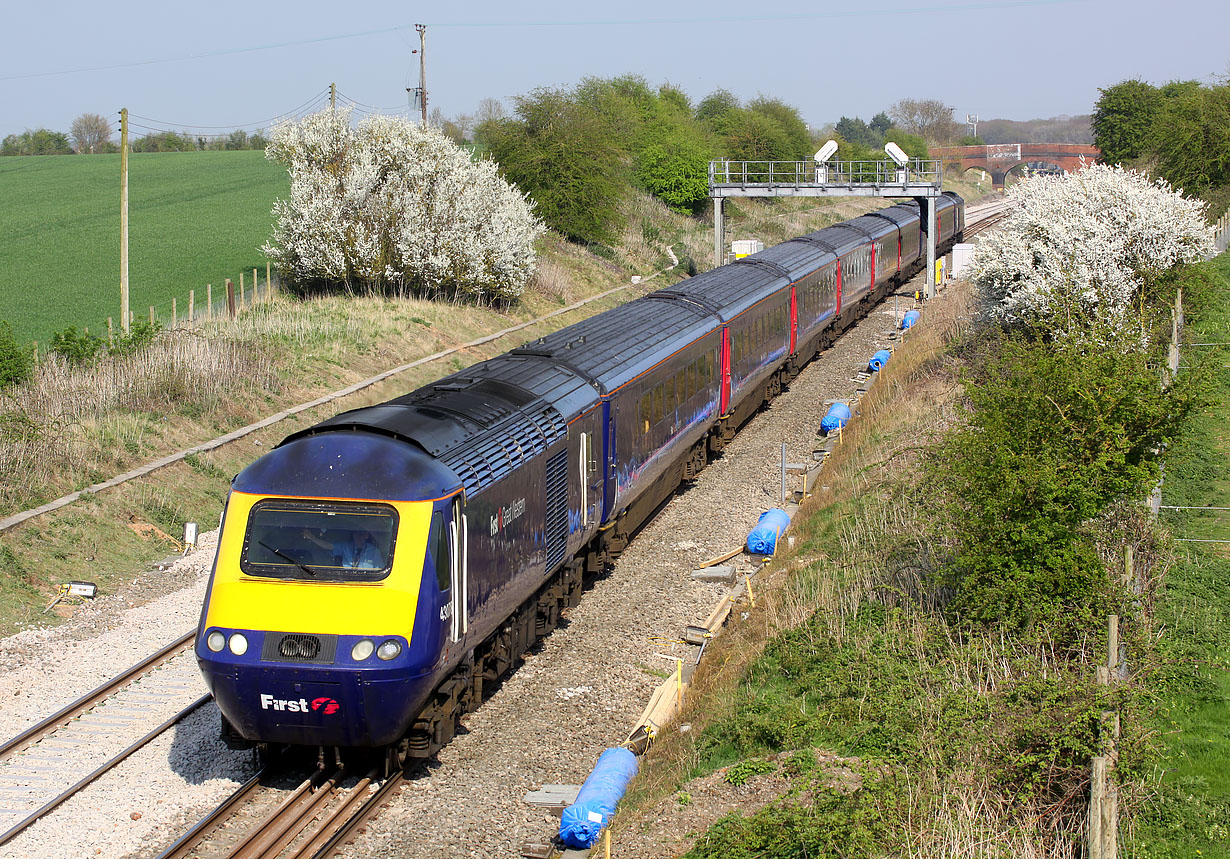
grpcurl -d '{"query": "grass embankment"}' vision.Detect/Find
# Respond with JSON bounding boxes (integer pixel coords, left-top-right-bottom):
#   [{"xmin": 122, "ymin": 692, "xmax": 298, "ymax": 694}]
[
  {"xmin": 1132, "ymin": 254, "xmax": 1230, "ymax": 857},
  {"xmin": 0, "ymin": 150, "xmax": 287, "ymax": 344},
  {"xmin": 618, "ymin": 285, "xmax": 1107, "ymax": 856},
  {"xmin": 616, "ymin": 257, "xmax": 1230, "ymax": 857}
]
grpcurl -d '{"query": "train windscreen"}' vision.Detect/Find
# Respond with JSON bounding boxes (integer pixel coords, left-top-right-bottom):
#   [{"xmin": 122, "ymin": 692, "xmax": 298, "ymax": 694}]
[{"xmin": 240, "ymin": 500, "xmax": 398, "ymax": 582}]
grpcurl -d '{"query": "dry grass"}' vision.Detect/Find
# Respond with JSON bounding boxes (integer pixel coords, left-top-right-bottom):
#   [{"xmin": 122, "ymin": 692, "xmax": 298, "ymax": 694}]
[{"xmin": 0, "ymin": 331, "xmax": 273, "ymax": 507}]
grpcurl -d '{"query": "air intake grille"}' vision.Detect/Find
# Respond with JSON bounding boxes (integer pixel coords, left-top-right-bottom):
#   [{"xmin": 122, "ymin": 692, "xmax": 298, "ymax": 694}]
[
  {"xmin": 544, "ymin": 449, "xmax": 569, "ymax": 572},
  {"xmin": 261, "ymin": 632, "xmax": 338, "ymax": 664}
]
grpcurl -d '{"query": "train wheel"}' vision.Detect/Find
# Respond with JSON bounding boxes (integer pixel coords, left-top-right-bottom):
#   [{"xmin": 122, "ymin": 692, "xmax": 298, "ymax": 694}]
[{"xmin": 385, "ymin": 740, "xmax": 410, "ymax": 777}]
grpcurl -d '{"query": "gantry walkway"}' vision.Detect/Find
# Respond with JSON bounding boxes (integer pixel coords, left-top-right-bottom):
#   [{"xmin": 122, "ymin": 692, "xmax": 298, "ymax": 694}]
[{"xmin": 708, "ymin": 157, "xmax": 947, "ymax": 296}]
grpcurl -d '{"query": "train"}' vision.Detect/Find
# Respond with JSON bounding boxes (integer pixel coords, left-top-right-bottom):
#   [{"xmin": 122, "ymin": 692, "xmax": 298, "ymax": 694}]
[{"xmin": 195, "ymin": 192, "xmax": 964, "ymax": 768}]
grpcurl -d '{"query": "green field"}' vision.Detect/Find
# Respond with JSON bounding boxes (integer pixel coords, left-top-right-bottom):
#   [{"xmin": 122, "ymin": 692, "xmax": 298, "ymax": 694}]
[{"xmin": 0, "ymin": 150, "xmax": 288, "ymax": 344}]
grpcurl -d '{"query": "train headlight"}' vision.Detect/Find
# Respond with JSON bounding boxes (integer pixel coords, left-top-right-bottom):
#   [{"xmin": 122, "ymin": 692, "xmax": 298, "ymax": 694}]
[
  {"xmin": 376, "ymin": 639, "xmax": 402, "ymax": 661},
  {"xmin": 351, "ymin": 639, "xmax": 375, "ymax": 661},
  {"xmin": 228, "ymin": 633, "xmax": 249, "ymax": 656},
  {"xmin": 206, "ymin": 631, "xmax": 226, "ymax": 652}
]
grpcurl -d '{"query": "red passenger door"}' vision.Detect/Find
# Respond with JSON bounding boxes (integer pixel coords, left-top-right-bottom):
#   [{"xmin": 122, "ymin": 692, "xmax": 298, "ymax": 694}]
[
  {"xmin": 719, "ymin": 328, "xmax": 731, "ymax": 415},
  {"xmin": 835, "ymin": 260, "xmax": 843, "ymax": 317},
  {"xmin": 789, "ymin": 289, "xmax": 797, "ymax": 355}
]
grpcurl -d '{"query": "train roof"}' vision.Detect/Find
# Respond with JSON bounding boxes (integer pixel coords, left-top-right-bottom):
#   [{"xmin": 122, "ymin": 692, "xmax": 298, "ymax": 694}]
[
  {"xmin": 514, "ymin": 293, "xmax": 720, "ymax": 393},
  {"xmin": 658, "ymin": 257, "xmax": 792, "ymax": 322},
  {"xmin": 235, "ymin": 431, "xmax": 462, "ymax": 502},
  {"xmin": 280, "ymin": 365, "xmax": 578, "ymax": 498}
]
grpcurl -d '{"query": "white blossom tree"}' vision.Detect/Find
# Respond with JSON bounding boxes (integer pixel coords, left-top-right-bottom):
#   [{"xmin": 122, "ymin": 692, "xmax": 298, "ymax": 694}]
[
  {"xmin": 969, "ymin": 162, "xmax": 1213, "ymax": 345},
  {"xmin": 263, "ymin": 109, "xmax": 543, "ymax": 301}
]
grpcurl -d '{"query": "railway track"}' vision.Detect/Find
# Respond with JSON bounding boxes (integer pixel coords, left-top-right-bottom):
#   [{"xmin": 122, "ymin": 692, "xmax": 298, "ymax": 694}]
[
  {"xmin": 0, "ymin": 630, "xmax": 203, "ymax": 847},
  {"xmin": 963, "ymin": 199, "xmax": 1013, "ymax": 237},
  {"xmin": 158, "ymin": 761, "xmax": 404, "ymax": 859}
]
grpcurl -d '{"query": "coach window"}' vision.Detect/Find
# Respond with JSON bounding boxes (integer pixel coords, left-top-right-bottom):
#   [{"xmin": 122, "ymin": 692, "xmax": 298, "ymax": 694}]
[
  {"xmin": 652, "ymin": 383, "xmax": 664, "ymax": 424},
  {"xmin": 638, "ymin": 392, "xmax": 651, "ymax": 436},
  {"xmin": 425, "ymin": 509, "xmax": 449, "ymax": 591}
]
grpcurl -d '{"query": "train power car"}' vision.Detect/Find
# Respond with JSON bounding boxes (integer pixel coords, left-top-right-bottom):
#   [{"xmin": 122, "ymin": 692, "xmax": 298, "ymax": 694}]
[{"xmin": 196, "ymin": 193, "xmax": 963, "ymax": 767}]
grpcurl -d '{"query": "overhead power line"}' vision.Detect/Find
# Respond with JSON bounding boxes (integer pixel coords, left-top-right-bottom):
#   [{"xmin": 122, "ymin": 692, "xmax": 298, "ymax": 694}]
[
  {"xmin": 3, "ymin": 0, "xmax": 1085, "ymax": 82},
  {"xmin": 128, "ymin": 89, "xmax": 330, "ymax": 132}
]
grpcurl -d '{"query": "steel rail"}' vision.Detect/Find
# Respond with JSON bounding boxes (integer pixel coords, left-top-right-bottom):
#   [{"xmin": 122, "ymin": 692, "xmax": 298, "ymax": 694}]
[
  {"xmin": 308, "ymin": 769, "xmax": 405, "ymax": 859},
  {"xmin": 0, "ymin": 629, "xmax": 197, "ymax": 760},
  {"xmin": 154, "ymin": 767, "xmax": 270, "ymax": 859},
  {"xmin": 0, "ymin": 693, "xmax": 211, "ymax": 847}
]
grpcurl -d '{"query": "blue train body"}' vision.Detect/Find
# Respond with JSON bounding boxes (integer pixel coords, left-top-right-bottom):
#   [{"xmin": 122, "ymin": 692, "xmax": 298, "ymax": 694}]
[{"xmin": 196, "ymin": 194, "xmax": 964, "ymax": 757}]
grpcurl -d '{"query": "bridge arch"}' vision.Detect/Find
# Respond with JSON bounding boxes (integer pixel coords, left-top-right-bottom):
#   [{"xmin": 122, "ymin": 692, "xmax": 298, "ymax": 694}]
[{"xmin": 931, "ymin": 143, "xmax": 1100, "ymax": 189}]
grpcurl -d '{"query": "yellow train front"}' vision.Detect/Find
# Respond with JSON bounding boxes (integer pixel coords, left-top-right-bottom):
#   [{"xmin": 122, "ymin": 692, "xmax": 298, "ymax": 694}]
[{"xmin": 196, "ymin": 430, "xmax": 463, "ymax": 749}]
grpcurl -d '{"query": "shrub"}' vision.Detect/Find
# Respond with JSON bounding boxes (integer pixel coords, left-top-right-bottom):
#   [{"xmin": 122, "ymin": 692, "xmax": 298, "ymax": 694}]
[
  {"xmin": 969, "ymin": 162, "xmax": 1213, "ymax": 346},
  {"xmin": 636, "ymin": 136, "xmax": 711, "ymax": 213},
  {"xmin": 108, "ymin": 319, "xmax": 161, "ymax": 358},
  {"xmin": 264, "ymin": 108, "xmax": 543, "ymax": 301},
  {"xmin": 49, "ymin": 326, "xmax": 104, "ymax": 366},
  {"xmin": 480, "ymin": 89, "xmax": 624, "ymax": 246},
  {"xmin": 0, "ymin": 323, "xmax": 32, "ymax": 388},
  {"xmin": 929, "ymin": 334, "xmax": 1202, "ymax": 629}
]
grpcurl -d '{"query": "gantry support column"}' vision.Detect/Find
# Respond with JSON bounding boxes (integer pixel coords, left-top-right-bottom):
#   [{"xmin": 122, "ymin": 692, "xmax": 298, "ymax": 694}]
[{"xmin": 713, "ymin": 197, "xmax": 725, "ymax": 269}]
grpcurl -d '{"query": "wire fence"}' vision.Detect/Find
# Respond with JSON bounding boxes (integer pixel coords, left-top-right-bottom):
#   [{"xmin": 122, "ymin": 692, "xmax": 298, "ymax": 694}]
[{"xmin": 33, "ymin": 266, "xmax": 284, "ymax": 361}]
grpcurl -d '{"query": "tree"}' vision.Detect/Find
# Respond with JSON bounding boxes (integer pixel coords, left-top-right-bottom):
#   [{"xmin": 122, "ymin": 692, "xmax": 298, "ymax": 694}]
[
  {"xmin": 889, "ymin": 98, "xmax": 959, "ymax": 145},
  {"xmin": 1091, "ymin": 79, "xmax": 1161, "ymax": 164},
  {"xmin": 0, "ymin": 128, "xmax": 72, "ymax": 156},
  {"xmin": 695, "ymin": 88, "xmax": 740, "ymax": 129},
  {"xmin": 636, "ymin": 132, "xmax": 712, "ymax": 213},
  {"xmin": 1153, "ymin": 82, "xmax": 1230, "ymax": 191},
  {"xmin": 658, "ymin": 83, "xmax": 691, "ymax": 116},
  {"xmin": 869, "ymin": 111, "xmax": 892, "ymax": 139},
  {"xmin": 747, "ymin": 97, "xmax": 811, "ymax": 160},
  {"xmin": 70, "ymin": 113, "xmax": 113, "ymax": 153},
  {"xmin": 263, "ymin": 108, "xmax": 543, "ymax": 301},
  {"xmin": 132, "ymin": 131, "xmax": 195, "ymax": 152},
  {"xmin": 835, "ymin": 116, "xmax": 880, "ymax": 149},
  {"xmin": 722, "ymin": 109, "xmax": 794, "ymax": 161},
  {"xmin": 475, "ymin": 98, "xmax": 506, "ymax": 125},
  {"xmin": 481, "ymin": 87, "xmax": 626, "ymax": 245},
  {"xmin": 883, "ymin": 128, "xmax": 928, "ymax": 159},
  {"xmin": 968, "ymin": 162, "xmax": 1213, "ymax": 345}
]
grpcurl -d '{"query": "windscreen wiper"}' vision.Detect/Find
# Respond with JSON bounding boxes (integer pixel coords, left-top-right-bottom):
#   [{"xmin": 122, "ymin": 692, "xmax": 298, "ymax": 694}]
[{"xmin": 258, "ymin": 540, "xmax": 318, "ymax": 577}]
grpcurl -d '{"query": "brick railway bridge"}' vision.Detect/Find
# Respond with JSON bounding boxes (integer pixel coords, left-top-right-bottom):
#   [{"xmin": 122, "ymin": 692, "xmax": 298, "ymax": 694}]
[{"xmin": 929, "ymin": 143, "xmax": 1101, "ymax": 188}]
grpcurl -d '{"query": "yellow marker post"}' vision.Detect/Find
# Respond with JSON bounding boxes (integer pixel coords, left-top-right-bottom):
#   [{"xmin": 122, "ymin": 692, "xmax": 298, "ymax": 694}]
[
  {"xmin": 604, "ymin": 828, "xmax": 612, "ymax": 859},
  {"xmin": 744, "ymin": 574, "xmax": 756, "ymax": 608}
]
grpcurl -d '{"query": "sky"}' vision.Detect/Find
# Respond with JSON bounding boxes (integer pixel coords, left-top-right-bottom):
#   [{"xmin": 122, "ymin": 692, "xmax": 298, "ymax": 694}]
[{"xmin": 3, "ymin": 0, "xmax": 1228, "ymax": 141}]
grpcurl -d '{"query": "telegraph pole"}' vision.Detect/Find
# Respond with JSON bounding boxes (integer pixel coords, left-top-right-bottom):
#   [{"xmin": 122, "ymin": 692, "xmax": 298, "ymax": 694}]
[
  {"xmin": 416, "ymin": 24, "xmax": 427, "ymax": 125},
  {"xmin": 330, "ymin": 81, "xmax": 336, "ymax": 111},
  {"xmin": 119, "ymin": 107, "xmax": 129, "ymax": 333}
]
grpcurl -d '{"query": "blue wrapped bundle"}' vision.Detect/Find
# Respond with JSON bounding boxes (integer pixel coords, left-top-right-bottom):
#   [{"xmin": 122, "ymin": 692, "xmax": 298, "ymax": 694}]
[
  {"xmin": 901, "ymin": 310, "xmax": 921, "ymax": 329},
  {"xmin": 747, "ymin": 508, "xmax": 791, "ymax": 554},
  {"xmin": 868, "ymin": 349, "xmax": 891, "ymax": 372},
  {"xmin": 820, "ymin": 402, "xmax": 851, "ymax": 435},
  {"xmin": 559, "ymin": 747, "xmax": 639, "ymax": 848}
]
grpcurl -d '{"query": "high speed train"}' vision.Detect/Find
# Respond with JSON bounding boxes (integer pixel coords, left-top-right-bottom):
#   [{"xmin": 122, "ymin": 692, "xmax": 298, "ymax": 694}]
[{"xmin": 196, "ymin": 193, "xmax": 964, "ymax": 766}]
